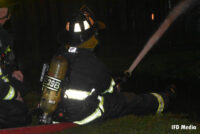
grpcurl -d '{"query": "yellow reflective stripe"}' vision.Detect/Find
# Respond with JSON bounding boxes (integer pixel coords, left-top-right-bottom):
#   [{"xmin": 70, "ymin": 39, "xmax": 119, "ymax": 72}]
[
  {"xmin": 103, "ymin": 79, "xmax": 115, "ymax": 94},
  {"xmin": 3, "ymin": 86, "xmax": 15, "ymax": 100},
  {"xmin": 98, "ymin": 96, "xmax": 104, "ymax": 112},
  {"xmin": 151, "ymin": 93, "xmax": 165, "ymax": 114},
  {"xmin": 64, "ymin": 88, "xmax": 95, "ymax": 100},
  {"xmin": 0, "ymin": 67, "xmax": 2, "ymax": 75},
  {"xmin": 64, "ymin": 78, "xmax": 115, "ymax": 100},
  {"xmin": 2, "ymin": 75, "xmax": 9, "ymax": 82},
  {"xmin": 0, "ymin": 68, "xmax": 10, "ymax": 82},
  {"xmin": 4, "ymin": 45, "xmax": 11, "ymax": 54},
  {"xmin": 74, "ymin": 96, "xmax": 104, "ymax": 125}
]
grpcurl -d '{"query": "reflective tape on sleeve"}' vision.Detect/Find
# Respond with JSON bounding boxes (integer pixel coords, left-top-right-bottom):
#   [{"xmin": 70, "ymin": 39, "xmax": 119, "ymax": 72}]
[
  {"xmin": 103, "ymin": 79, "xmax": 115, "ymax": 94},
  {"xmin": 2, "ymin": 75, "xmax": 9, "ymax": 82},
  {"xmin": 64, "ymin": 88, "xmax": 95, "ymax": 100},
  {"xmin": 151, "ymin": 93, "xmax": 165, "ymax": 114},
  {"xmin": 74, "ymin": 96, "xmax": 104, "ymax": 125},
  {"xmin": 0, "ymin": 68, "xmax": 10, "ymax": 82},
  {"xmin": 3, "ymin": 86, "xmax": 15, "ymax": 100},
  {"xmin": 4, "ymin": 45, "xmax": 11, "ymax": 54},
  {"xmin": 97, "ymin": 96, "xmax": 104, "ymax": 112}
]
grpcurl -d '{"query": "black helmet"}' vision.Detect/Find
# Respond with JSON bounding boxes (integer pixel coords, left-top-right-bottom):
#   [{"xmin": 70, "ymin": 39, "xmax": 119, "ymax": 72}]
[{"xmin": 58, "ymin": 7, "xmax": 97, "ymax": 46}]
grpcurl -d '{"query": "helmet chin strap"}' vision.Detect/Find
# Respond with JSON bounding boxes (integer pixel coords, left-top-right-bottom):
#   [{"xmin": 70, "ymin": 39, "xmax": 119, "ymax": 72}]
[
  {"xmin": 65, "ymin": 35, "xmax": 98, "ymax": 53},
  {"xmin": 78, "ymin": 35, "xmax": 98, "ymax": 49}
]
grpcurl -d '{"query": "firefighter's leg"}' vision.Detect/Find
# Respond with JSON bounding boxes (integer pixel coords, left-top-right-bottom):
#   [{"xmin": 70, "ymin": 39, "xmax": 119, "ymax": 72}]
[
  {"xmin": 101, "ymin": 92, "xmax": 157, "ymax": 120},
  {"xmin": 102, "ymin": 92, "xmax": 129, "ymax": 120},
  {"xmin": 123, "ymin": 92, "xmax": 165, "ymax": 115},
  {"xmin": 0, "ymin": 100, "xmax": 32, "ymax": 129},
  {"xmin": 122, "ymin": 86, "xmax": 176, "ymax": 115},
  {"xmin": 102, "ymin": 87, "xmax": 175, "ymax": 120}
]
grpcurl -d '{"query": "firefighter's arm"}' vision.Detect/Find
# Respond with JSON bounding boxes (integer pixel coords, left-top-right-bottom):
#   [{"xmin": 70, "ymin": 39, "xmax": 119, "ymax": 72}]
[
  {"xmin": 8, "ymin": 50, "xmax": 24, "ymax": 82},
  {"xmin": 0, "ymin": 76, "xmax": 23, "ymax": 102},
  {"xmin": 114, "ymin": 72, "xmax": 132, "ymax": 92},
  {"xmin": 2, "ymin": 46, "xmax": 23, "ymax": 79},
  {"xmin": 0, "ymin": 78, "xmax": 17, "ymax": 100}
]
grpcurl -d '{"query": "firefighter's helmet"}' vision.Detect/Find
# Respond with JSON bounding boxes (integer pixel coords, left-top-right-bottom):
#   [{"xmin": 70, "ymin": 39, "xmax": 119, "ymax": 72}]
[{"xmin": 58, "ymin": 6, "xmax": 98, "ymax": 47}]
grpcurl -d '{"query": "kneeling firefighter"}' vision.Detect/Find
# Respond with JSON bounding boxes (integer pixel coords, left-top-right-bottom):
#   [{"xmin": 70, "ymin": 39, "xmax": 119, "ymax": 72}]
[
  {"xmin": 0, "ymin": 60, "xmax": 31, "ymax": 128},
  {"xmin": 39, "ymin": 6, "xmax": 176, "ymax": 125},
  {"xmin": 0, "ymin": 1, "xmax": 31, "ymax": 129}
]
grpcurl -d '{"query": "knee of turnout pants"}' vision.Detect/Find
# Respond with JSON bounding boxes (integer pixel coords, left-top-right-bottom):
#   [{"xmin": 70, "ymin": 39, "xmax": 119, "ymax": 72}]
[
  {"xmin": 0, "ymin": 100, "xmax": 31, "ymax": 129},
  {"xmin": 102, "ymin": 92, "xmax": 168, "ymax": 120}
]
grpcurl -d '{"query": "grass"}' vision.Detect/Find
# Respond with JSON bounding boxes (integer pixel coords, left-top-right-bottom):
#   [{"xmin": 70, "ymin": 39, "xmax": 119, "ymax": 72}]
[{"xmin": 52, "ymin": 114, "xmax": 200, "ymax": 134}]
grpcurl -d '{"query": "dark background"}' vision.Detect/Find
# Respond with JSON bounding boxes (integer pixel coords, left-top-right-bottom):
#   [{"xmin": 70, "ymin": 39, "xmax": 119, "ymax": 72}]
[{"xmin": 4, "ymin": 0, "xmax": 200, "ymax": 121}]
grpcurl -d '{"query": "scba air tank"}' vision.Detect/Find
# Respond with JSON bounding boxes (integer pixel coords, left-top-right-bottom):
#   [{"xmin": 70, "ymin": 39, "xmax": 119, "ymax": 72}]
[{"xmin": 39, "ymin": 56, "xmax": 68, "ymax": 124}]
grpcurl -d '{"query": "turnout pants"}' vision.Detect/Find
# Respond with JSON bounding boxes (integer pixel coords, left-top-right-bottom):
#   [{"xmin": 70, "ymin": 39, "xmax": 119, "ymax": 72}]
[
  {"xmin": 0, "ymin": 100, "xmax": 31, "ymax": 129},
  {"xmin": 101, "ymin": 91, "xmax": 169, "ymax": 120}
]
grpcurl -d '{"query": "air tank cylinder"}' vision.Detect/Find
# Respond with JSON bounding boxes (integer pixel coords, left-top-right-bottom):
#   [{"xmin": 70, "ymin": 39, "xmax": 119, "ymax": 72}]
[{"xmin": 39, "ymin": 56, "xmax": 68, "ymax": 124}]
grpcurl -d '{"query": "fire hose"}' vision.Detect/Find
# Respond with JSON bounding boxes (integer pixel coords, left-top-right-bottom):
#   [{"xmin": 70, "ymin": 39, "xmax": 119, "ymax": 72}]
[
  {"xmin": 126, "ymin": 0, "xmax": 198, "ymax": 75},
  {"xmin": 0, "ymin": 123, "xmax": 76, "ymax": 134}
]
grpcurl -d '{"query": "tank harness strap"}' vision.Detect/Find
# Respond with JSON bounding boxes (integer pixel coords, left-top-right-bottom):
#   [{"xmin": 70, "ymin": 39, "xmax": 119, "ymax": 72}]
[{"xmin": 151, "ymin": 93, "xmax": 165, "ymax": 114}]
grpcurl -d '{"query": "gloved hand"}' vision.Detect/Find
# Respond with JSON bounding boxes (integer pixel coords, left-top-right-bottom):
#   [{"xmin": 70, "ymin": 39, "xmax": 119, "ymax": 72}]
[
  {"xmin": 114, "ymin": 72, "xmax": 132, "ymax": 92},
  {"xmin": 12, "ymin": 70, "xmax": 24, "ymax": 82}
]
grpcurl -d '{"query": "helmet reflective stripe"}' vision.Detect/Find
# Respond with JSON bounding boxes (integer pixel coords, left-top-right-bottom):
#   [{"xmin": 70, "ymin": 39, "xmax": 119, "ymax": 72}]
[
  {"xmin": 73, "ymin": 20, "xmax": 91, "ymax": 32},
  {"xmin": 103, "ymin": 79, "xmax": 115, "ymax": 94},
  {"xmin": 83, "ymin": 20, "xmax": 90, "ymax": 30},
  {"xmin": 3, "ymin": 86, "xmax": 15, "ymax": 100},
  {"xmin": 64, "ymin": 88, "xmax": 95, "ymax": 100},
  {"xmin": 74, "ymin": 23, "xmax": 81, "ymax": 32},
  {"xmin": 151, "ymin": 93, "xmax": 165, "ymax": 114},
  {"xmin": 74, "ymin": 96, "xmax": 104, "ymax": 125}
]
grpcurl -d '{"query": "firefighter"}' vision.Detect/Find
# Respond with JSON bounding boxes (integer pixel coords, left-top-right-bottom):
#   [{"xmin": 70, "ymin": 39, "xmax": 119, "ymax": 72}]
[
  {"xmin": 0, "ymin": 66, "xmax": 31, "ymax": 128},
  {"xmin": 49, "ymin": 7, "xmax": 176, "ymax": 125},
  {"xmin": 0, "ymin": 1, "xmax": 24, "ymax": 81},
  {"xmin": 0, "ymin": 2, "xmax": 31, "ymax": 128}
]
